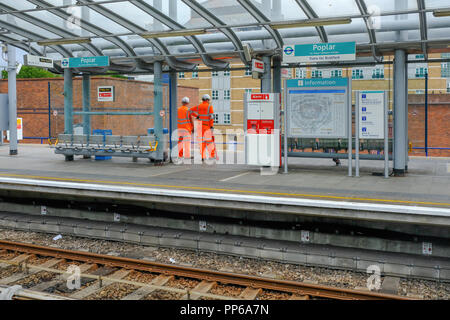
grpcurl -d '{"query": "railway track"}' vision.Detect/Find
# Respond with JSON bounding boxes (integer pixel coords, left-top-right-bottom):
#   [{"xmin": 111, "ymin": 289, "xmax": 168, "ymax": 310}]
[{"xmin": 0, "ymin": 240, "xmax": 411, "ymax": 301}]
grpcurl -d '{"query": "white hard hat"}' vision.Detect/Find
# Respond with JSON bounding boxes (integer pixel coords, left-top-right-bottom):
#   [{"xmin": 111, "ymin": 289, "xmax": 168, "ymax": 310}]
[
  {"xmin": 202, "ymin": 94, "xmax": 211, "ymax": 101},
  {"xmin": 182, "ymin": 97, "xmax": 190, "ymax": 104}
]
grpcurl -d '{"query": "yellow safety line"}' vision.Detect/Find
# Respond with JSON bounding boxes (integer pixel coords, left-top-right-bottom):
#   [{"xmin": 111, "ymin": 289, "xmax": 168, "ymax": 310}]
[{"xmin": 0, "ymin": 172, "xmax": 449, "ymax": 207}]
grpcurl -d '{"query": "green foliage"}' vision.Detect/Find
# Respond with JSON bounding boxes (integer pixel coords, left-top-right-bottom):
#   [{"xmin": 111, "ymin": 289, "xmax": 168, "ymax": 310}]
[
  {"xmin": 2, "ymin": 65, "xmax": 61, "ymax": 79},
  {"xmin": 105, "ymin": 71, "xmax": 127, "ymax": 79}
]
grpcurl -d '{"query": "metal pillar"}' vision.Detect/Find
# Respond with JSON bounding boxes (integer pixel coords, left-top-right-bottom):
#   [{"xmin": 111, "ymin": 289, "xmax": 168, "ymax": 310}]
[
  {"xmin": 261, "ymin": 56, "xmax": 272, "ymax": 93},
  {"xmin": 273, "ymin": 57, "xmax": 281, "ymax": 94},
  {"xmin": 64, "ymin": 68, "xmax": 73, "ymax": 135},
  {"xmin": 393, "ymin": 49, "xmax": 407, "ymax": 175},
  {"xmin": 7, "ymin": 44, "xmax": 17, "ymax": 155},
  {"xmin": 82, "ymin": 74, "xmax": 91, "ymax": 135},
  {"xmin": 154, "ymin": 61, "xmax": 164, "ymax": 161},
  {"xmin": 424, "ymin": 72, "xmax": 429, "ymax": 157},
  {"xmin": 168, "ymin": 0, "xmax": 178, "ymax": 162},
  {"xmin": 169, "ymin": 72, "xmax": 178, "ymax": 161}
]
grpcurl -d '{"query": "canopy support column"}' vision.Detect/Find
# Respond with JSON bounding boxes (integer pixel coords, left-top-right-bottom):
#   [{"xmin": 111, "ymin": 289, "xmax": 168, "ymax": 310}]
[
  {"xmin": 261, "ymin": 56, "xmax": 272, "ymax": 93},
  {"xmin": 64, "ymin": 68, "xmax": 73, "ymax": 135},
  {"xmin": 169, "ymin": 72, "xmax": 178, "ymax": 162},
  {"xmin": 7, "ymin": 44, "xmax": 17, "ymax": 156},
  {"xmin": 273, "ymin": 57, "xmax": 281, "ymax": 94},
  {"xmin": 393, "ymin": 49, "xmax": 408, "ymax": 176},
  {"xmin": 154, "ymin": 61, "xmax": 164, "ymax": 161},
  {"xmin": 82, "ymin": 74, "xmax": 91, "ymax": 136}
]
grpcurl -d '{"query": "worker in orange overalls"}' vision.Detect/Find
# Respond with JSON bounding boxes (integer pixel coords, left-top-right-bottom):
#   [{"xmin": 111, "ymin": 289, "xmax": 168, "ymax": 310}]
[
  {"xmin": 177, "ymin": 97, "xmax": 194, "ymax": 159},
  {"xmin": 190, "ymin": 94, "xmax": 216, "ymax": 160}
]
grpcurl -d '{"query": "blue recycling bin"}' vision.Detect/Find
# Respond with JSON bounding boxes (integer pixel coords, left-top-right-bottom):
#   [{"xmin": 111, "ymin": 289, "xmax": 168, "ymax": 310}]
[{"xmin": 93, "ymin": 129, "xmax": 112, "ymax": 161}]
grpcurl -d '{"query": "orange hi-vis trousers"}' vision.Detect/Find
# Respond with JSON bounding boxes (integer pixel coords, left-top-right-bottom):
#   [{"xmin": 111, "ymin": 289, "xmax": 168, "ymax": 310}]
[
  {"xmin": 194, "ymin": 122, "xmax": 216, "ymax": 160},
  {"xmin": 178, "ymin": 129, "xmax": 192, "ymax": 159}
]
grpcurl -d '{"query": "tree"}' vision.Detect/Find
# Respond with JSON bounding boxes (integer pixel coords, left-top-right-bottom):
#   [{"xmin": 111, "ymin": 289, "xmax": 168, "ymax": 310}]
[{"xmin": 2, "ymin": 65, "xmax": 61, "ymax": 79}]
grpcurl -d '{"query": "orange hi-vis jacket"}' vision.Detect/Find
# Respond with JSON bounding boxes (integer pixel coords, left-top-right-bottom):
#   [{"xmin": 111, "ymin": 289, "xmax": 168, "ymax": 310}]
[
  {"xmin": 190, "ymin": 101, "xmax": 214, "ymax": 128},
  {"xmin": 177, "ymin": 105, "xmax": 193, "ymax": 133}
]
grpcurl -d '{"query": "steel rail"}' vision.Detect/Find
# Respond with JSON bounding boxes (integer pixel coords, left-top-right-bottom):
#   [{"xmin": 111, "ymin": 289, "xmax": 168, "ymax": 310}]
[{"xmin": 0, "ymin": 240, "xmax": 411, "ymax": 300}]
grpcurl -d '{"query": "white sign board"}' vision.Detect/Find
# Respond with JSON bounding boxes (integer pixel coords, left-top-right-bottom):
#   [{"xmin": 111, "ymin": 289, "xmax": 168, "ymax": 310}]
[
  {"xmin": 7, "ymin": 118, "xmax": 23, "ymax": 141},
  {"xmin": 286, "ymin": 78, "xmax": 350, "ymax": 139},
  {"xmin": 422, "ymin": 242, "xmax": 432, "ymax": 255},
  {"xmin": 24, "ymin": 54, "xmax": 54, "ymax": 69},
  {"xmin": 301, "ymin": 230, "xmax": 310, "ymax": 243},
  {"xmin": 98, "ymin": 86, "xmax": 114, "ymax": 102},
  {"xmin": 359, "ymin": 91, "xmax": 385, "ymax": 139},
  {"xmin": 252, "ymin": 59, "xmax": 265, "ymax": 73},
  {"xmin": 199, "ymin": 221, "xmax": 207, "ymax": 232}
]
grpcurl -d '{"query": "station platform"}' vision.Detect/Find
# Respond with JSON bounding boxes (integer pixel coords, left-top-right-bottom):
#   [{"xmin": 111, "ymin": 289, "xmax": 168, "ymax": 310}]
[
  {"xmin": 1, "ymin": 144, "xmax": 450, "ymax": 260},
  {"xmin": 0, "ymin": 144, "xmax": 449, "ymax": 209}
]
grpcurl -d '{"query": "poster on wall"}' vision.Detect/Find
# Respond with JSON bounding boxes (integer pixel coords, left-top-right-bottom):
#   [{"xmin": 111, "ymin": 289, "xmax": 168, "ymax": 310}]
[{"xmin": 98, "ymin": 86, "xmax": 115, "ymax": 102}]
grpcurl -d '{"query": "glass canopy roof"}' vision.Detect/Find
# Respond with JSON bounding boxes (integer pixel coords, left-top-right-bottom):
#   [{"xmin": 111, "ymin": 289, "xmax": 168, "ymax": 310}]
[{"xmin": 0, "ymin": 0, "xmax": 449, "ymax": 73}]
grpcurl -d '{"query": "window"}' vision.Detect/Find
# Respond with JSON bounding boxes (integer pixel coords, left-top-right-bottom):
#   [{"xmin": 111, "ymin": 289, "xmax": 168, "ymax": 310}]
[
  {"xmin": 311, "ymin": 70, "xmax": 322, "ymax": 78},
  {"xmin": 442, "ymin": 62, "xmax": 450, "ymax": 78},
  {"xmin": 178, "ymin": 72, "xmax": 185, "ymax": 79},
  {"xmin": 245, "ymin": 89, "xmax": 252, "ymax": 95},
  {"xmin": 224, "ymin": 113, "xmax": 231, "ymax": 125},
  {"xmin": 415, "ymin": 67, "xmax": 428, "ymax": 78},
  {"xmin": 224, "ymin": 90, "xmax": 231, "ymax": 100},
  {"xmin": 331, "ymin": 69, "xmax": 342, "ymax": 78},
  {"xmin": 212, "ymin": 71, "xmax": 219, "ymax": 77},
  {"xmin": 223, "ymin": 70, "xmax": 231, "ymax": 76},
  {"xmin": 245, "ymin": 68, "xmax": 252, "ymax": 76},
  {"xmin": 213, "ymin": 113, "xmax": 219, "ymax": 124},
  {"xmin": 295, "ymin": 68, "xmax": 306, "ymax": 78},
  {"xmin": 352, "ymin": 69, "xmax": 364, "ymax": 79},
  {"xmin": 212, "ymin": 90, "xmax": 219, "ymax": 100},
  {"xmin": 447, "ymin": 83, "xmax": 450, "ymax": 93},
  {"xmin": 415, "ymin": 89, "xmax": 425, "ymax": 94},
  {"xmin": 192, "ymin": 67, "xmax": 198, "ymax": 79},
  {"xmin": 372, "ymin": 68, "xmax": 384, "ymax": 79}
]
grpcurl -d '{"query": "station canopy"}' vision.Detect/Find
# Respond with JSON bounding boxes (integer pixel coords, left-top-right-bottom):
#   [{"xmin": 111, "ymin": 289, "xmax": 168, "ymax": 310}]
[{"xmin": 1, "ymin": 0, "xmax": 450, "ymax": 74}]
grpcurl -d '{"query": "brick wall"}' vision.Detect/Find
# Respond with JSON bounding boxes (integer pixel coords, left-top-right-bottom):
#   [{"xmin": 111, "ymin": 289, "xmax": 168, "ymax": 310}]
[
  {"xmin": 0, "ymin": 77, "xmax": 198, "ymax": 142},
  {"xmin": 408, "ymin": 94, "xmax": 450, "ymax": 157}
]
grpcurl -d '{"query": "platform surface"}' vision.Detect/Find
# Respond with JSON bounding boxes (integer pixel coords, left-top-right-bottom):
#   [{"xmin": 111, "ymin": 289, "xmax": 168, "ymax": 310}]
[{"xmin": 0, "ymin": 144, "xmax": 449, "ymax": 208}]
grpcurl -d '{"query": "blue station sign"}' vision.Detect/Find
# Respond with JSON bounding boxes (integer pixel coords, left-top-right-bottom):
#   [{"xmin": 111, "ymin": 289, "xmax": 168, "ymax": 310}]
[
  {"xmin": 283, "ymin": 42, "xmax": 356, "ymax": 63},
  {"xmin": 61, "ymin": 56, "xmax": 110, "ymax": 68}
]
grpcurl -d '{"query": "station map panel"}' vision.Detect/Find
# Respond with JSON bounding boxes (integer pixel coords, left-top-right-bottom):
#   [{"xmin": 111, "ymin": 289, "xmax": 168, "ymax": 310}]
[{"xmin": 286, "ymin": 79, "xmax": 350, "ymax": 139}]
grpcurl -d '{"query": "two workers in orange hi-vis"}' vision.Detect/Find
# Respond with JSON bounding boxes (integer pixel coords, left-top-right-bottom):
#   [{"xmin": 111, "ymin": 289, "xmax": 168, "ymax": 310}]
[{"xmin": 177, "ymin": 94, "xmax": 216, "ymax": 161}]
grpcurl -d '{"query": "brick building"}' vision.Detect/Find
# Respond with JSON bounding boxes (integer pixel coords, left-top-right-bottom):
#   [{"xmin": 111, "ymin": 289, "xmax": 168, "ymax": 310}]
[{"xmin": 0, "ymin": 77, "xmax": 198, "ymax": 142}]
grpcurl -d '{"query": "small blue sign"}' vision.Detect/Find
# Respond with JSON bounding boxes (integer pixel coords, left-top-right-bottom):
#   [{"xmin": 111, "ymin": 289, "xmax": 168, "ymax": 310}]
[
  {"xmin": 284, "ymin": 46, "xmax": 294, "ymax": 55},
  {"xmin": 362, "ymin": 94, "xmax": 367, "ymax": 99},
  {"xmin": 362, "ymin": 127, "xmax": 367, "ymax": 132},
  {"xmin": 362, "ymin": 116, "xmax": 367, "ymax": 121},
  {"xmin": 362, "ymin": 107, "xmax": 367, "ymax": 112}
]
